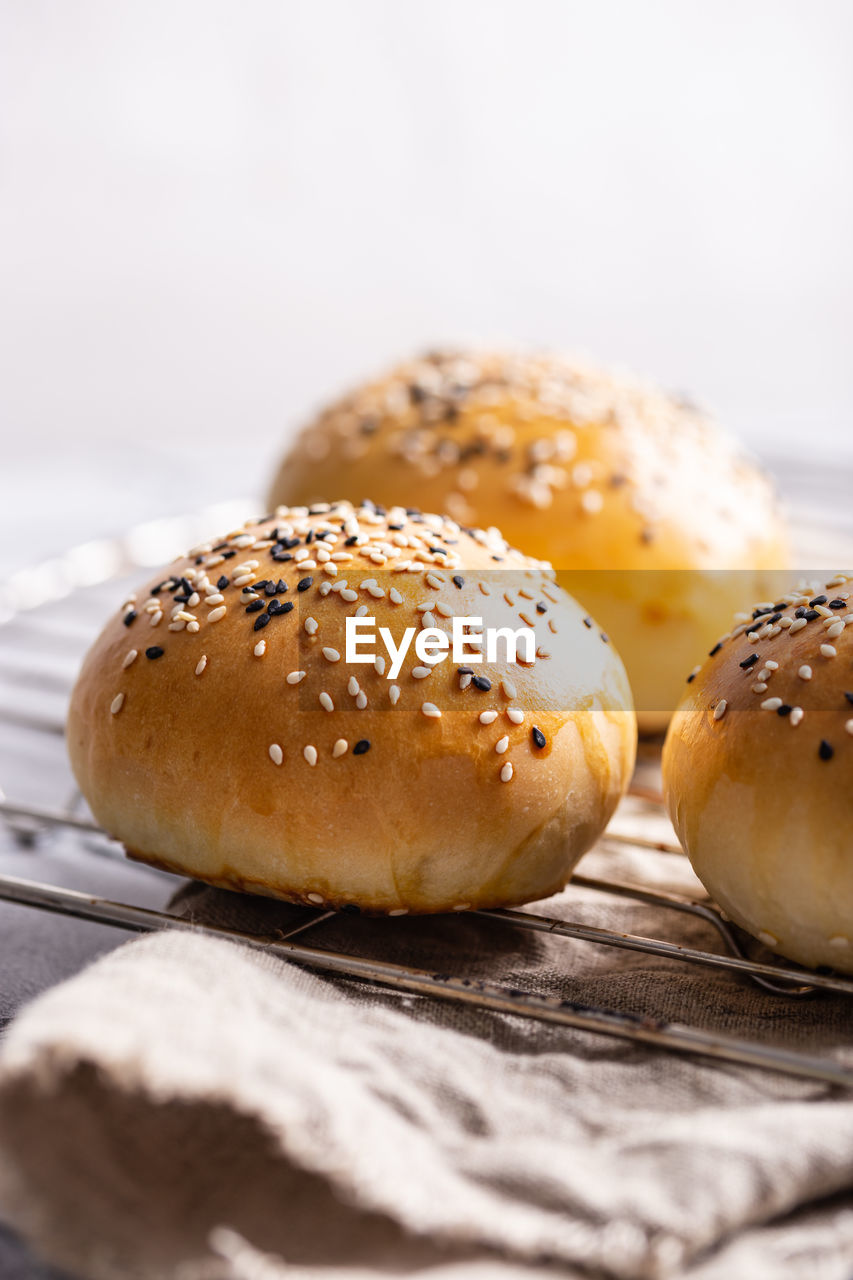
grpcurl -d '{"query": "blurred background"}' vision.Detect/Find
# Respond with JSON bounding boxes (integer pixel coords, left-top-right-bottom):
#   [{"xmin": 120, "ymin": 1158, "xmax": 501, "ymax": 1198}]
[{"xmin": 1, "ymin": 0, "xmax": 852, "ymax": 571}]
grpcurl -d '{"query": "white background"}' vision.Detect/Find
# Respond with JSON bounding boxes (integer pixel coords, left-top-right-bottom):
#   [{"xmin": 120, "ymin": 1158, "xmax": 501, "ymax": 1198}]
[{"xmin": 1, "ymin": 0, "xmax": 851, "ymax": 566}]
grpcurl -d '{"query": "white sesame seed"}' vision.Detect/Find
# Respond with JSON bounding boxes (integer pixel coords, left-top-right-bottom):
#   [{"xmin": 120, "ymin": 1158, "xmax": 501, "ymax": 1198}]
[
  {"xmin": 340, "ymin": 589, "xmax": 358, "ymax": 602},
  {"xmin": 412, "ymin": 666, "xmax": 431, "ymax": 679},
  {"xmin": 814, "ymin": 604, "xmax": 833, "ymax": 618},
  {"xmin": 580, "ymin": 489, "xmax": 604, "ymax": 514},
  {"xmin": 122, "ymin": 649, "xmax": 138, "ymax": 669},
  {"xmin": 204, "ymin": 593, "xmax": 224, "ymax": 606},
  {"xmin": 421, "ymin": 611, "xmax": 437, "ymax": 629},
  {"xmin": 322, "ymin": 647, "xmax": 341, "ymax": 663},
  {"xmin": 304, "ymin": 617, "xmax": 318, "ymax": 635},
  {"xmin": 713, "ymin": 700, "xmax": 728, "ymax": 721},
  {"xmin": 253, "ymin": 640, "xmax": 266, "ymax": 657},
  {"xmin": 348, "ymin": 676, "xmax": 360, "ymax": 696},
  {"xmin": 303, "ymin": 745, "xmax": 318, "ymax": 766},
  {"xmin": 355, "ymin": 605, "xmax": 369, "ymax": 617},
  {"xmin": 760, "ymin": 697, "xmax": 782, "ymax": 711},
  {"xmin": 845, "ymin": 720, "xmax": 853, "ymax": 736},
  {"xmin": 495, "ymin": 735, "xmax": 510, "ymax": 753},
  {"xmin": 207, "ymin": 605, "xmax": 227, "ymax": 623},
  {"xmin": 758, "ymin": 931, "xmax": 778, "ymax": 948},
  {"xmin": 751, "ymin": 683, "xmax": 768, "ymax": 694},
  {"xmin": 829, "ymin": 936, "xmax": 850, "ymax": 948},
  {"xmin": 453, "ymin": 903, "xmax": 471, "ymax": 912},
  {"xmin": 506, "ymin": 707, "xmax": 524, "ymax": 724},
  {"xmin": 788, "ymin": 617, "xmax": 807, "ymax": 634},
  {"xmin": 374, "ymin": 656, "xmax": 386, "ymax": 676},
  {"xmin": 765, "ymin": 660, "xmax": 778, "ymax": 670},
  {"xmin": 389, "ymin": 588, "xmax": 403, "ymax": 605},
  {"xmin": 150, "ymin": 609, "xmax": 163, "ymax": 626},
  {"xmin": 789, "ymin": 706, "xmax": 804, "ymax": 726},
  {"xmin": 110, "ymin": 693, "xmax": 125, "ymax": 715},
  {"xmin": 356, "ymin": 691, "xmax": 367, "ymax": 709},
  {"xmin": 389, "ymin": 684, "xmax": 400, "ymax": 705},
  {"xmin": 389, "ymin": 908, "xmax": 409, "ymax": 917},
  {"xmin": 286, "ymin": 670, "xmax": 306, "ymax": 684},
  {"xmin": 332, "ymin": 738, "xmax": 348, "ymax": 757},
  {"xmin": 826, "ymin": 620, "xmax": 846, "ymax": 639},
  {"xmin": 307, "ymin": 892, "xmax": 324, "ymax": 904},
  {"xmin": 368, "ymin": 585, "xmax": 386, "ymax": 599},
  {"xmin": 798, "ymin": 665, "xmax": 812, "ymax": 680},
  {"xmin": 479, "ymin": 710, "xmax": 498, "ymax": 724},
  {"xmin": 820, "ymin": 644, "xmax": 837, "ymax": 658},
  {"xmin": 416, "ymin": 601, "xmax": 436, "ymax": 612},
  {"xmin": 195, "ymin": 655, "xmax": 207, "ymax": 676},
  {"xmin": 501, "ymin": 679, "xmax": 517, "ymax": 700},
  {"xmin": 459, "ymin": 673, "xmax": 472, "ymax": 689},
  {"xmin": 319, "ymin": 692, "xmax": 334, "ymax": 711},
  {"xmin": 500, "ymin": 762, "xmax": 514, "ymax": 783},
  {"xmin": 269, "ymin": 743, "xmax": 283, "ymax": 765},
  {"xmin": 421, "ymin": 702, "xmax": 442, "ymax": 718},
  {"xmin": 187, "ymin": 620, "xmax": 200, "ymax": 633},
  {"xmin": 232, "ymin": 574, "xmax": 254, "ymax": 588},
  {"xmin": 426, "ymin": 573, "xmax": 444, "ymax": 589}
]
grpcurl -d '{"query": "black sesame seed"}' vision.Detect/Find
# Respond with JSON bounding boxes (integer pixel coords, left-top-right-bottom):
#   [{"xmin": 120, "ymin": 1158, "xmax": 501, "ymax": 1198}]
[
  {"xmin": 297, "ymin": 576, "xmax": 313, "ymax": 592},
  {"xmin": 777, "ymin": 704, "xmax": 792, "ymax": 716},
  {"xmin": 768, "ymin": 613, "xmax": 782, "ymax": 625},
  {"xmin": 345, "ymin": 536, "xmax": 358, "ymax": 547},
  {"xmin": 222, "ymin": 550, "xmax": 236, "ymax": 559},
  {"xmin": 583, "ymin": 616, "xmax": 593, "ymax": 629},
  {"xmin": 794, "ymin": 606, "xmax": 807, "ymax": 618},
  {"xmin": 145, "ymin": 646, "xmax": 164, "ymax": 659},
  {"xmin": 212, "ymin": 542, "xmax": 229, "ymax": 552},
  {"xmin": 217, "ymin": 575, "xmax": 229, "ymax": 590},
  {"xmin": 253, "ymin": 613, "xmax": 271, "ymax": 631},
  {"xmin": 353, "ymin": 739, "xmax": 371, "ymax": 755},
  {"xmin": 388, "ymin": 523, "xmax": 404, "ymax": 531},
  {"xmin": 242, "ymin": 585, "xmax": 256, "ymax": 594},
  {"xmin": 245, "ymin": 599, "xmax": 266, "ymax": 613},
  {"xmin": 123, "ymin": 609, "xmax": 137, "ymax": 627},
  {"xmin": 535, "ymin": 601, "xmax": 547, "ymax": 613},
  {"xmin": 272, "ymin": 551, "xmax": 293, "ymax": 562},
  {"xmin": 686, "ymin": 672, "xmax": 697, "ymax": 683},
  {"xmin": 819, "ymin": 739, "xmax": 835, "ymax": 761},
  {"xmin": 532, "ymin": 726, "xmax": 547, "ymax": 749},
  {"xmin": 305, "ymin": 530, "xmax": 313, "ymax": 545},
  {"xmin": 709, "ymin": 642, "xmax": 723, "ymax": 657},
  {"xmin": 264, "ymin": 582, "xmax": 278, "ymax": 597},
  {"xmin": 810, "ymin": 595, "xmax": 828, "ymax": 607},
  {"xmin": 804, "ymin": 609, "xmax": 820, "ymax": 621},
  {"xmin": 472, "ymin": 675, "xmax": 491, "ymax": 691},
  {"xmin": 457, "ymin": 666, "xmax": 474, "ymax": 675},
  {"xmin": 282, "ymin": 537, "xmax": 300, "ymax": 550},
  {"xmin": 340, "ymin": 903, "xmax": 361, "ymax": 915},
  {"xmin": 452, "ymin": 575, "xmax": 465, "ymax": 589},
  {"xmin": 739, "ymin": 653, "xmax": 759, "ymax": 669},
  {"xmin": 276, "ymin": 580, "xmax": 288, "ymax": 593},
  {"xmin": 600, "ymin": 632, "xmax": 609, "ymax": 644},
  {"xmin": 844, "ymin": 692, "xmax": 853, "ymax": 706},
  {"xmin": 273, "ymin": 600, "xmax": 294, "ymax": 616},
  {"xmin": 829, "ymin": 598, "xmax": 847, "ymax": 609}
]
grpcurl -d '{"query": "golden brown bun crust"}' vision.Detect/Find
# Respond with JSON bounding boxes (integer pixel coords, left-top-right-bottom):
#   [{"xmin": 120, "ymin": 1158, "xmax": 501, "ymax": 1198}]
[
  {"xmin": 662, "ymin": 573, "xmax": 853, "ymax": 973},
  {"xmin": 68, "ymin": 501, "xmax": 636, "ymax": 914},
  {"xmin": 268, "ymin": 351, "xmax": 788, "ymax": 731}
]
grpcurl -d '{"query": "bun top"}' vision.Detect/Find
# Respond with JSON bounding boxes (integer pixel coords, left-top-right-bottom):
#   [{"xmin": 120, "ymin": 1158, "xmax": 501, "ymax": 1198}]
[
  {"xmin": 269, "ymin": 349, "xmax": 786, "ymax": 572},
  {"xmin": 665, "ymin": 570, "xmax": 853, "ymax": 784},
  {"xmin": 73, "ymin": 499, "xmax": 631, "ymax": 788}
]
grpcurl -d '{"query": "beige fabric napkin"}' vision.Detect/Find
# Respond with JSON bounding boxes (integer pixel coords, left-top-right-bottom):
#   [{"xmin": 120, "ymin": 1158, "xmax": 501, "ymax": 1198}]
[{"xmin": 1, "ymin": 809, "xmax": 853, "ymax": 1280}]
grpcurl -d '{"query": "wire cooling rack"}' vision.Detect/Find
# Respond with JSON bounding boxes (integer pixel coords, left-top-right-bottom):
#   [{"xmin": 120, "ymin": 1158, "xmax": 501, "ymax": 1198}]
[{"xmin": 2, "ymin": 494, "xmax": 853, "ymax": 1089}]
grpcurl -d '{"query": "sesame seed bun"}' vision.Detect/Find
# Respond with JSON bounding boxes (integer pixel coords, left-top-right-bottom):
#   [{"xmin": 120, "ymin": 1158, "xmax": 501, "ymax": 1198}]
[
  {"xmin": 67, "ymin": 501, "xmax": 636, "ymax": 915},
  {"xmin": 662, "ymin": 573, "xmax": 853, "ymax": 973},
  {"xmin": 267, "ymin": 350, "xmax": 788, "ymax": 733}
]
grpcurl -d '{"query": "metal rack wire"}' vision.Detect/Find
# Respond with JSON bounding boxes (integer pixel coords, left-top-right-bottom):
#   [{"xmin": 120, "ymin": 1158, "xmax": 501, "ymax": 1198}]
[{"xmin": 2, "ymin": 503, "xmax": 852, "ymax": 1089}]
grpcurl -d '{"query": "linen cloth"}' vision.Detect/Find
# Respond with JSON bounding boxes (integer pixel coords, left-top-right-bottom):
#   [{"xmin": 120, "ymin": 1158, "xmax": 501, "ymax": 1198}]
[{"xmin": 1, "ymin": 797, "xmax": 853, "ymax": 1280}]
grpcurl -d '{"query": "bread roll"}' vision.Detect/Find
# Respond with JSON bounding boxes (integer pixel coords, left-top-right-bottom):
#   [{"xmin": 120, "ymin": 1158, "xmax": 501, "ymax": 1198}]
[
  {"xmin": 268, "ymin": 350, "xmax": 788, "ymax": 732},
  {"xmin": 67, "ymin": 501, "xmax": 636, "ymax": 914},
  {"xmin": 663, "ymin": 572, "xmax": 853, "ymax": 973}
]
